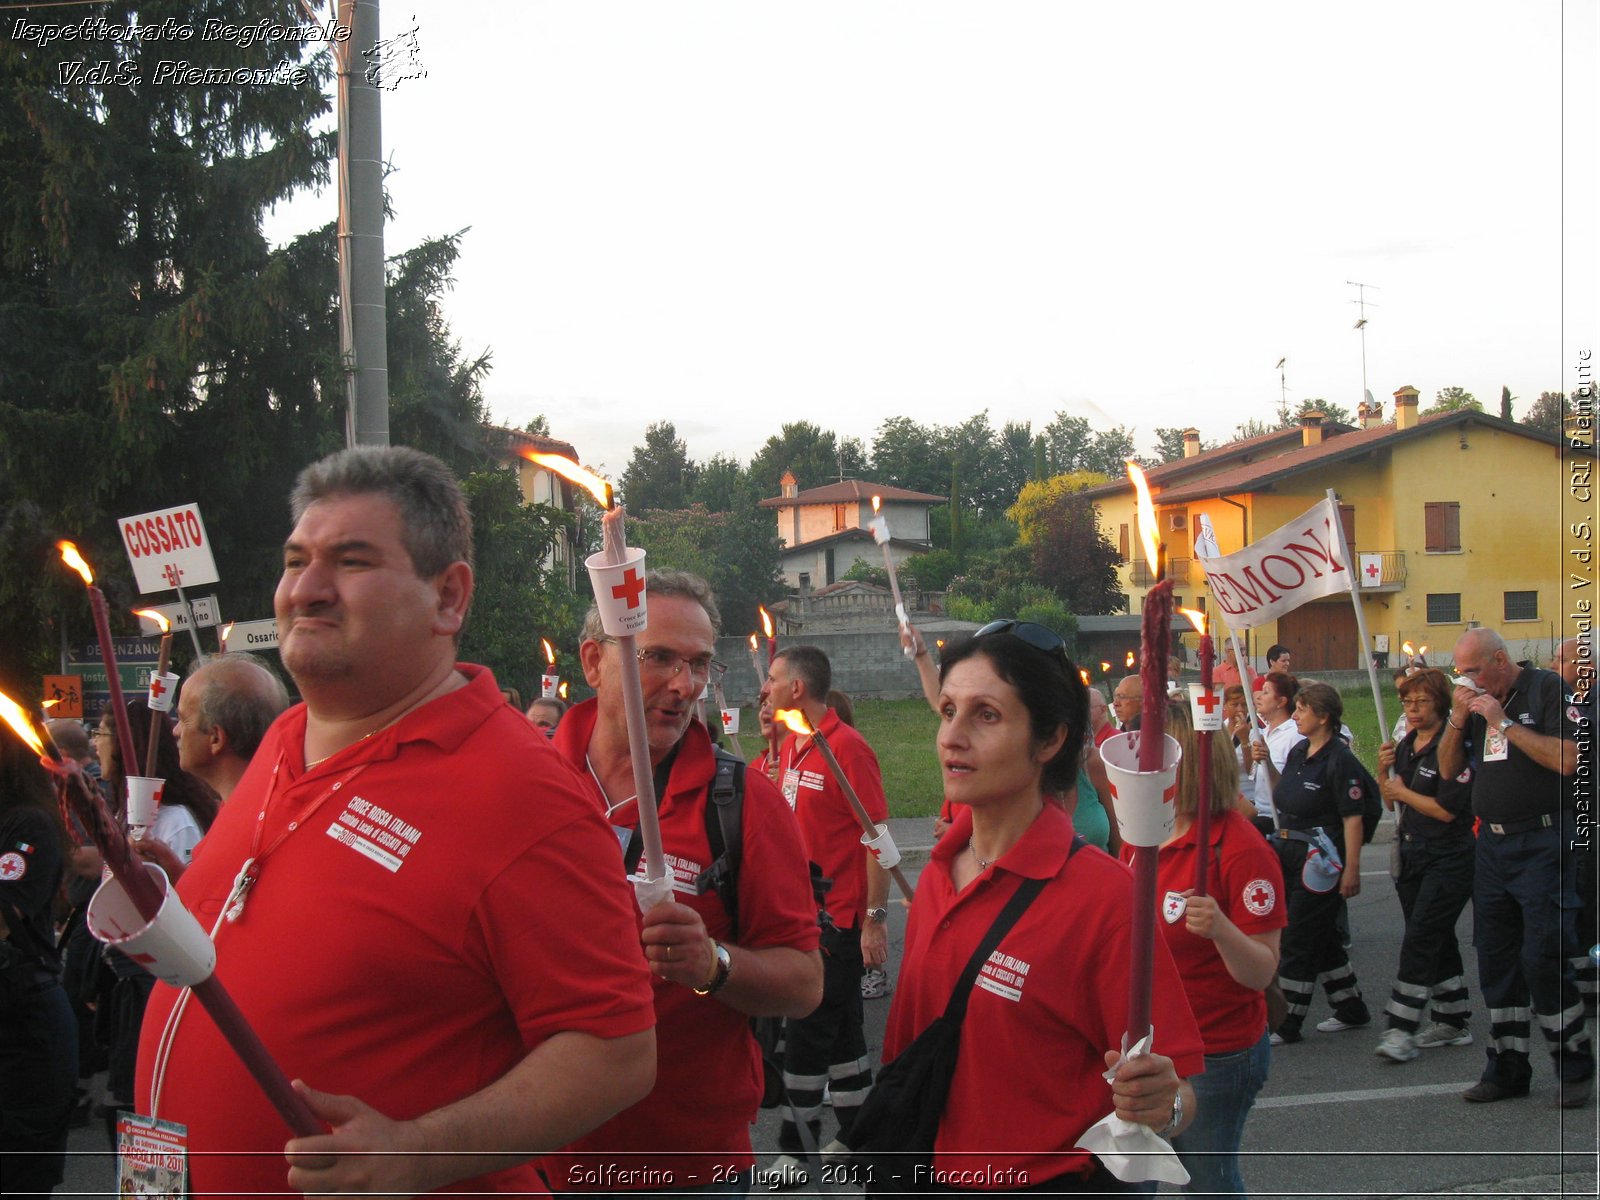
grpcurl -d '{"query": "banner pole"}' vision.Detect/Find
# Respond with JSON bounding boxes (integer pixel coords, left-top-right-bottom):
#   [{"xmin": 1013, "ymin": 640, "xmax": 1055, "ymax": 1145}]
[{"xmin": 1324, "ymin": 489, "xmax": 1391, "ymax": 769}]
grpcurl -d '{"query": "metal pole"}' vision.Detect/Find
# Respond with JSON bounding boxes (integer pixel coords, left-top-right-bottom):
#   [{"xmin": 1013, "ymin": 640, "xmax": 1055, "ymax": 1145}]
[
  {"xmin": 173, "ymin": 585, "xmax": 205, "ymax": 659},
  {"xmin": 338, "ymin": 0, "xmax": 389, "ymax": 447},
  {"xmin": 1326, "ymin": 489, "xmax": 1391, "ymax": 755}
]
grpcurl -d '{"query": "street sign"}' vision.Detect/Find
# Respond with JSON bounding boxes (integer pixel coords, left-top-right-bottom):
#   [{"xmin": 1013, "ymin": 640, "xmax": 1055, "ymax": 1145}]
[
  {"xmin": 135, "ymin": 595, "xmax": 220, "ymax": 633},
  {"xmin": 116, "ymin": 502, "xmax": 221, "ymax": 594},
  {"xmin": 224, "ymin": 618, "xmax": 280, "ymax": 651},
  {"xmin": 73, "ymin": 638, "xmax": 161, "ymax": 663},
  {"xmin": 42, "ymin": 675, "xmax": 84, "ymax": 719}
]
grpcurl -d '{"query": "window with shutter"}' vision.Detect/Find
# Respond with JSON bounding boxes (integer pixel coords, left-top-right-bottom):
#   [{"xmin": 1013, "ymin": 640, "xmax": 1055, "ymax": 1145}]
[{"xmin": 1424, "ymin": 502, "xmax": 1461, "ymax": 552}]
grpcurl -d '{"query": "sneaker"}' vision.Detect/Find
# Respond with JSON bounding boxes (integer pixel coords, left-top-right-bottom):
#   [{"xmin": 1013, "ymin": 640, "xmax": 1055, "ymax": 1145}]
[
  {"xmin": 861, "ymin": 966, "xmax": 891, "ymax": 1000},
  {"xmin": 1414, "ymin": 1021, "xmax": 1473, "ymax": 1048},
  {"xmin": 1268, "ymin": 1031, "xmax": 1284, "ymax": 1046},
  {"xmin": 1317, "ymin": 1015, "xmax": 1370, "ymax": 1033},
  {"xmin": 1270, "ymin": 1026, "xmax": 1302, "ymax": 1046},
  {"xmin": 1462, "ymin": 1079, "xmax": 1529, "ymax": 1103},
  {"xmin": 757, "ymin": 1155, "xmax": 810, "ymax": 1190},
  {"xmin": 1375, "ymin": 1028, "xmax": 1419, "ymax": 1063}
]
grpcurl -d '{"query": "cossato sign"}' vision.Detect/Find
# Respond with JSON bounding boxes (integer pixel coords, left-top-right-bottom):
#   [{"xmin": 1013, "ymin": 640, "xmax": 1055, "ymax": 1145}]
[{"xmin": 117, "ymin": 503, "xmax": 221, "ymax": 594}]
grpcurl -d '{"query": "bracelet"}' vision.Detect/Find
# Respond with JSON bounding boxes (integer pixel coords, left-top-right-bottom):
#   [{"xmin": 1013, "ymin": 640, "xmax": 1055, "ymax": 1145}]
[
  {"xmin": 1156, "ymin": 1089, "xmax": 1184, "ymax": 1139},
  {"xmin": 1447, "ymin": 717, "xmax": 1463, "ymax": 730}
]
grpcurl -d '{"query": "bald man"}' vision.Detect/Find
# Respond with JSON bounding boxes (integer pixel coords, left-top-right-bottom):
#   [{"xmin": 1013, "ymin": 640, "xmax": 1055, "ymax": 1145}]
[{"xmin": 174, "ymin": 654, "xmax": 290, "ymax": 801}]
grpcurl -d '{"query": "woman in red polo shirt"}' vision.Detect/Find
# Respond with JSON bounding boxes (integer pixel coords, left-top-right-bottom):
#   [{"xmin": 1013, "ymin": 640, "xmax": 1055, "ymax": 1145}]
[
  {"xmin": 1125, "ymin": 700, "xmax": 1284, "ymax": 1197},
  {"xmin": 882, "ymin": 620, "xmax": 1204, "ymax": 1193}
]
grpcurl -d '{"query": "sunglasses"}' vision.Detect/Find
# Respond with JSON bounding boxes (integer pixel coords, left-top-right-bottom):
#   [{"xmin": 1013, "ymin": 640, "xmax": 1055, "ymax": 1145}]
[{"xmin": 974, "ymin": 619, "xmax": 1068, "ymax": 661}]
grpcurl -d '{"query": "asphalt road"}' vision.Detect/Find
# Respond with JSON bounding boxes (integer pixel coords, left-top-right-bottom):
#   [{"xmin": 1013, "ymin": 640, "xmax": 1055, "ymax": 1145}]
[{"xmin": 57, "ymin": 819, "xmax": 1596, "ymax": 1198}]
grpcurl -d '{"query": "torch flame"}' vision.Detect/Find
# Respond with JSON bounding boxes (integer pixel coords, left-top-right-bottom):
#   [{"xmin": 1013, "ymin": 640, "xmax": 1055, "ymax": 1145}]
[
  {"xmin": 523, "ymin": 451, "xmax": 613, "ymax": 509},
  {"xmin": 133, "ymin": 607, "xmax": 171, "ymax": 633},
  {"xmin": 759, "ymin": 606, "xmax": 774, "ymax": 639},
  {"xmin": 42, "ymin": 698, "xmax": 60, "ymax": 710},
  {"xmin": 0, "ymin": 690, "xmax": 46, "ymax": 757},
  {"xmin": 774, "ymin": 708, "xmax": 813, "ymax": 737},
  {"xmin": 1100, "ymin": 661, "xmax": 1111, "ymax": 673},
  {"xmin": 1178, "ymin": 607, "xmax": 1207, "ymax": 635},
  {"xmin": 558, "ymin": 681, "xmax": 569, "ymax": 700},
  {"xmin": 1125, "ymin": 461, "xmax": 1161, "ymax": 574},
  {"xmin": 1125, "ymin": 650, "xmax": 1136, "ymax": 669},
  {"xmin": 541, "ymin": 638, "xmax": 556, "ymax": 666},
  {"xmin": 1079, "ymin": 668, "xmax": 1091, "ymax": 686},
  {"xmin": 872, "ymin": 495, "xmax": 882, "ymax": 514},
  {"xmin": 935, "ymin": 638, "xmax": 945, "ymax": 650},
  {"xmin": 748, "ymin": 633, "xmax": 759, "ymax": 652},
  {"xmin": 219, "ymin": 621, "xmax": 234, "ymax": 648},
  {"xmin": 57, "ymin": 540, "xmax": 94, "ymax": 585},
  {"xmin": 1401, "ymin": 640, "xmax": 1415, "ymax": 658},
  {"xmin": 1417, "ymin": 644, "xmax": 1428, "ymax": 658}
]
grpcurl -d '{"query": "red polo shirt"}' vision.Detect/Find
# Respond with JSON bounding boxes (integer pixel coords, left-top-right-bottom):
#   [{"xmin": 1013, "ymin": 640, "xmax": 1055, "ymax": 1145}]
[
  {"xmin": 776, "ymin": 710, "xmax": 888, "ymax": 927},
  {"xmin": 545, "ymin": 702, "xmax": 818, "ymax": 1190},
  {"xmin": 1123, "ymin": 810, "xmax": 1286, "ymax": 1054},
  {"xmin": 884, "ymin": 804, "xmax": 1205, "ymax": 1187},
  {"xmin": 136, "ymin": 666, "xmax": 655, "ymax": 1197}
]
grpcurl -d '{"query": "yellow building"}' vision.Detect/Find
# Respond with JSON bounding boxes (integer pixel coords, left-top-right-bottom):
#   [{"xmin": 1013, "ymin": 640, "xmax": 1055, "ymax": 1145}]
[{"xmin": 1085, "ymin": 389, "xmax": 1587, "ymax": 671}]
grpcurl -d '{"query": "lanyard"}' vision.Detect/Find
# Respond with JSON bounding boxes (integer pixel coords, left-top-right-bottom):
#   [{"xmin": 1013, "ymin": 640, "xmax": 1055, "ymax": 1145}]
[{"xmin": 223, "ymin": 750, "xmax": 371, "ymax": 923}]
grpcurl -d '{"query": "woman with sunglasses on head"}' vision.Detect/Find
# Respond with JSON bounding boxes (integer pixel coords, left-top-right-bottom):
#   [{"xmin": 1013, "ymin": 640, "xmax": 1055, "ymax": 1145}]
[
  {"xmin": 94, "ymin": 698, "xmax": 219, "ymax": 1141},
  {"xmin": 1267, "ymin": 683, "xmax": 1373, "ymax": 1045},
  {"xmin": 878, "ymin": 620, "xmax": 1203, "ymax": 1194},
  {"xmin": 1372, "ymin": 668, "xmax": 1476, "ymax": 1062},
  {"xmin": 1123, "ymin": 700, "xmax": 1283, "ymax": 1198}
]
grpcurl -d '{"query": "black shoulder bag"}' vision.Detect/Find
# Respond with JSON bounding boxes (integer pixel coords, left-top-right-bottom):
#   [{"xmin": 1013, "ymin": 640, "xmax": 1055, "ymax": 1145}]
[{"xmin": 847, "ymin": 839, "xmax": 1080, "ymax": 1192}]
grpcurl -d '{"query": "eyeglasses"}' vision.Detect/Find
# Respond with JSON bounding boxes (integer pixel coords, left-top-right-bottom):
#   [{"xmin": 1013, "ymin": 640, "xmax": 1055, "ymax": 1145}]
[
  {"xmin": 94, "ymin": 729, "xmax": 114, "ymax": 739},
  {"xmin": 1452, "ymin": 664, "xmax": 1484, "ymax": 678},
  {"xmin": 975, "ymin": 619, "xmax": 1068, "ymax": 661},
  {"xmin": 1399, "ymin": 696, "xmax": 1433, "ymax": 709},
  {"xmin": 636, "ymin": 647, "xmax": 727, "ymax": 682}
]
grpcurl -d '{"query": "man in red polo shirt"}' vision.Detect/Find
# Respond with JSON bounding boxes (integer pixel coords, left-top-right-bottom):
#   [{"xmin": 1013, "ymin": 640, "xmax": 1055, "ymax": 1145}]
[
  {"xmin": 761, "ymin": 645, "xmax": 890, "ymax": 1181},
  {"xmin": 546, "ymin": 570, "xmax": 822, "ymax": 1194},
  {"xmin": 135, "ymin": 446, "xmax": 657, "ymax": 1197}
]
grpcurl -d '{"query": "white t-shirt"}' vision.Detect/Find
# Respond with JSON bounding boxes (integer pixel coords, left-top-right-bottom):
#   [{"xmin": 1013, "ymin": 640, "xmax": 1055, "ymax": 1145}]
[
  {"xmin": 151, "ymin": 803, "xmax": 203, "ymax": 864},
  {"xmin": 1251, "ymin": 718, "xmax": 1308, "ymax": 819}
]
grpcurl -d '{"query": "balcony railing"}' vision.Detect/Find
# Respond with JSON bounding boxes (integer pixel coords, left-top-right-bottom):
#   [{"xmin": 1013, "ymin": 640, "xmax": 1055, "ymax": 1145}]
[
  {"xmin": 1355, "ymin": 550, "xmax": 1407, "ymax": 590},
  {"xmin": 1130, "ymin": 557, "xmax": 1192, "ymax": 587}
]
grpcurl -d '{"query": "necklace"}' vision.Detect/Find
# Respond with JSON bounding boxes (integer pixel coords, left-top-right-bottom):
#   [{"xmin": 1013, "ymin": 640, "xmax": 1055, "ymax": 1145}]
[{"xmin": 968, "ymin": 839, "xmax": 994, "ymax": 871}]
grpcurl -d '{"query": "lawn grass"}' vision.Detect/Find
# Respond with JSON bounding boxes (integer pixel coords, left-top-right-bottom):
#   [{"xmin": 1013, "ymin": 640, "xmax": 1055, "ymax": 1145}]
[{"xmin": 826, "ymin": 683, "xmax": 1401, "ymax": 819}]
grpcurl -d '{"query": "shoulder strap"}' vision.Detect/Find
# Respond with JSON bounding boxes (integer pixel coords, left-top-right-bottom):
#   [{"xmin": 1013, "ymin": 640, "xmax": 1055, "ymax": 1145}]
[
  {"xmin": 696, "ymin": 746, "xmax": 746, "ymax": 934},
  {"xmin": 942, "ymin": 835, "xmax": 1083, "ymax": 1024}
]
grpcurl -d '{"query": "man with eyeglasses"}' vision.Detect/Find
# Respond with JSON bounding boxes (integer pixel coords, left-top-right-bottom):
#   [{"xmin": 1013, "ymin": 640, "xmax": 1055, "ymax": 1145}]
[
  {"xmin": 1438, "ymin": 627, "xmax": 1592, "ymax": 1108},
  {"xmin": 760, "ymin": 643, "xmax": 890, "ymax": 1183},
  {"xmin": 548, "ymin": 569, "xmax": 822, "ymax": 1195}
]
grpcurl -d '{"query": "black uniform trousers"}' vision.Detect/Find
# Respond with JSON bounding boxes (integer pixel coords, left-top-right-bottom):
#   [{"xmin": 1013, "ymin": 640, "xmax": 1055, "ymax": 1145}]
[
  {"xmin": 1385, "ymin": 832, "xmax": 1474, "ymax": 1033},
  {"xmin": 1473, "ymin": 815, "xmax": 1594, "ymax": 1087},
  {"xmin": 780, "ymin": 925, "xmax": 872, "ymax": 1153},
  {"xmin": 1274, "ymin": 836, "xmax": 1368, "ymax": 1034},
  {"xmin": 0, "ymin": 975, "xmax": 77, "ymax": 1200}
]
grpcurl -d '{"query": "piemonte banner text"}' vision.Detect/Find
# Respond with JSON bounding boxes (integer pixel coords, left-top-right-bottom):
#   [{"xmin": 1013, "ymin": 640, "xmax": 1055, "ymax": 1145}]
[{"xmin": 1192, "ymin": 498, "xmax": 1350, "ymax": 629}]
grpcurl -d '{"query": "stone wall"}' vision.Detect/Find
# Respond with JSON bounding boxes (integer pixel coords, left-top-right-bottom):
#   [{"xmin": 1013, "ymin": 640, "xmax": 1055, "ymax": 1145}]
[{"xmin": 718, "ymin": 631, "xmax": 935, "ymax": 705}]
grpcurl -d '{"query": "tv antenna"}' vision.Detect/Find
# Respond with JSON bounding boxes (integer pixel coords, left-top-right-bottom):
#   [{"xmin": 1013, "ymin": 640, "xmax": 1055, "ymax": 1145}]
[
  {"xmin": 1347, "ymin": 281, "xmax": 1380, "ymax": 406},
  {"xmin": 1275, "ymin": 357, "xmax": 1287, "ymax": 415}
]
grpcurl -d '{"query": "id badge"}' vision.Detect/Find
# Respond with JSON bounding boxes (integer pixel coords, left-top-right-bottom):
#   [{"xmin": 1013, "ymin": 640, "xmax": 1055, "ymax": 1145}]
[
  {"xmin": 781, "ymin": 768, "xmax": 800, "ymax": 809},
  {"xmin": 117, "ymin": 1112, "xmax": 189, "ymax": 1196},
  {"xmin": 1483, "ymin": 727, "xmax": 1510, "ymax": 762}
]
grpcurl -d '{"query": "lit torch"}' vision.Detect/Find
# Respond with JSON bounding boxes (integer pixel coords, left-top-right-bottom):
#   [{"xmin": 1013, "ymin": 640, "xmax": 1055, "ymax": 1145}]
[
  {"xmin": 869, "ymin": 496, "xmax": 914, "ymax": 656},
  {"xmin": 1125, "ymin": 650, "xmax": 1136, "ymax": 670},
  {"xmin": 540, "ymin": 637, "xmax": 560, "ymax": 700},
  {"xmin": 759, "ymin": 605, "xmax": 776, "ymax": 671},
  {"xmin": 59, "ymin": 542, "xmax": 140, "ymax": 781},
  {"xmin": 218, "ymin": 621, "xmax": 234, "ymax": 654},
  {"xmin": 1099, "ymin": 462, "xmax": 1179, "ymax": 1053},
  {"xmin": 774, "ymin": 708, "xmax": 913, "ymax": 903},
  {"xmin": 1180, "ymin": 607, "xmax": 1217, "ymax": 895},
  {"xmin": 558, "ymin": 681, "xmax": 569, "ymax": 701},
  {"xmin": 0, "ymin": 690, "xmax": 321, "ymax": 1137},
  {"xmin": 522, "ymin": 452, "xmax": 669, "ymax": 911},
  {"xmin": 132, "ymin": 608, "xmax": 178, "ymax": 778}
]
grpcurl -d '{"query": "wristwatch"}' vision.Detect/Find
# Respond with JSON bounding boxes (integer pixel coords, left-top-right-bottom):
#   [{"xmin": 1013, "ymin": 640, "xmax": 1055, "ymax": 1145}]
[
  {"xmin": 693, "ymin": 941, "xmax": 733, "ymax": 996},
  {"xmin": 1156, "ymin": 1089, "xmax": 1185, "ymax": 1139},
  {"xmin": 1497, "ymin": 717, "xmax": 1514, "ymax": 733},
  {"xmin": 865, "ymin": 907, "xmax": 890, "ymax": 924}
]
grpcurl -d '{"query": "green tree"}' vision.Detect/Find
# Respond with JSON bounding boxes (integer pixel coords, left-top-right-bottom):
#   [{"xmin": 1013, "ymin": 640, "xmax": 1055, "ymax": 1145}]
[
  {"xmin": 748, "ymin": 422, "xmax": 864, "ymax": 497},
  {"xmin": 690, "ymin": 452, "xmax": 749, "ymax": 513},
  {"xmin": 1150, "ymin": 427, "xmax": 1204, "ymax": 463},
  {"xmin": 994, "ymin": 420, "xmax": 1036, "ymax": 510},
  {"xmin": 870, "ymin": 416, "xmax": 944, "ymax": 495},
  {"xmin": 1082, "ymin": 426, "xmax": 1139, "ymax": 477},
  {"xmin": 628, "ymin": 504, "xmax": 784, "ymax": 634},
  {"xmin": 1427, "ymin": 386, "xmax": 1481, "ymax": 414},
  {"xmin": 1007, "ymin": 472, "xmax": 1111, "ymax": 544},
  {"xmin": 459, "ymin": 469, "xmax": 584, "ymax": 702},
  {"xmin": 1500, "ymin": 386, "xmax": 1514, "ymax": 421},
  {"xmin": 1029, "ymin": 493, "xmax": 1125, "ymax": 616},
  {"xmin": 1042, "ymin": 411, "xmax": 1093, "ymax": 473},
  {"xmin": 1295, "ymin": 398, "xmax": 1355, "ymax": 425},
  {"xmin": 1032, "ymin": 435, "xmax": 1049, "ymax": 482},
  {"xmin": 1523, "ymin": 390, "xmax": 1573, "ymax": 435},
  {"xmin": 620, "ymin": 421, "xmax": 697, "ymax": 511}
]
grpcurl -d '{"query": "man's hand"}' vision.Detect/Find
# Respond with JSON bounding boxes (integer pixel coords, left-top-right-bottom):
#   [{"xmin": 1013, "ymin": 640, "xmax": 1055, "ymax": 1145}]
[
  {"xmin": 1449, "ymin": 685, "xmax": 1478, "ymax": 723},
  {"xmin": 1466, "ymin": 693, "xmax": 1508, "ymax": 728},
  {"xmin": 640, "ymin": 900, "xmax": 717, "ymax": 991},
  {"xmin": 1102, "ymin": 1049, "xmax": 1182, "ymax": 1130},
  {"xmin": 284, "ymin": 1082, "xmax": 425, "ymax": 1199},
  {"xmin": 861, "ymin": 920, "xmax": 888, "ymax": 968},
  {"xmin": 1339, "ymin": 865, "xmax": 1361, "ymax": 899},
  {"xmin": 131, "ymin": 835, "xmax": 186, "ymax": 882}
]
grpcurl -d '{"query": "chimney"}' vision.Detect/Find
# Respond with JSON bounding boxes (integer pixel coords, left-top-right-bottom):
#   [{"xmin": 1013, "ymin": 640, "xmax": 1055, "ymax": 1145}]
[
  {"xmin": 1364, "ymin": 401, "xmax": 1384, "ymax": 430},
  {"xmin": 1356, "ymin": 400, "xmax": 1368, "ymax": 425},
  {"xmin": 1181, "ymin": 428, "xmax": 1201, "ymax": 458},
  {"xmin": 780, "ymin": 469, "xmax": 798, "ymax": 499},
  {"xmin": 1299, "ymin": 410, "xmax": 1325, "ymax": 447},
  {"xmin": 1393, "ymin": 386, "xmax": 1420, "ymax": 431}
]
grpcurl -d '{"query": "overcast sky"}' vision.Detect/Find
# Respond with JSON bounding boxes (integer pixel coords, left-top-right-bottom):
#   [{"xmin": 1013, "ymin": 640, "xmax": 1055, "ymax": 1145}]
[{"xmin": 267, "ymin": 1, "xmax": 1597, "ymax": 480}]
